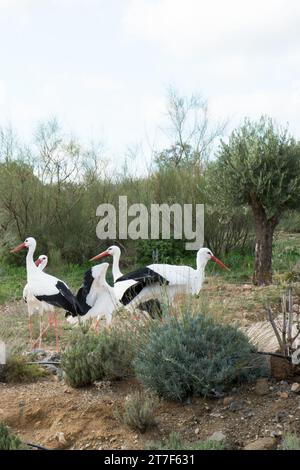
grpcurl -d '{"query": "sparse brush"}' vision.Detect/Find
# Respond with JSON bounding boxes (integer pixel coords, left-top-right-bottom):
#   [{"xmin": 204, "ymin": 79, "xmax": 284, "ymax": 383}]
[
  {"xmin": 90, "ymin": 326, "xmax": 135, "ymax": 380},
  {"xmin": 115, "ymin": 391, "xmax": 158, "ymax": 433},
  {"xmin": 61, "ymin": 325, "xmax": 136, "ymax": 387},
  {"xmin": 134, "ymin": 311, "xmax": 266, "ymax": 401},
  {"xmin": 61, "ymin": 330, "xmax": 100, "ymax": 387},
  {"xmin": 145, "ymin": 432, "xmax": 224, "ymax": 450},
  {"xmin": 0, "ymin": 355, "xmax": 47, "ymax": 383},
  {"xmin": 0, "ymin": 423, "xmax": 27, "ymax": 450},
  {"xmin": 280, "ymin": 433, "xmax": 300, "ymax": 450}
]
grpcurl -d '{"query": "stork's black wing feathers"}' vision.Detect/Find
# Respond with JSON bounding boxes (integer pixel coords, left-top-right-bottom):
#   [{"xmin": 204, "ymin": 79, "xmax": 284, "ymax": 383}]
[
  {"xmin": 74, "ymin": 268, "xmax": 94, "ymax": 316},
  {"xmin": 138, "ymin": 299, "xmax": 162, "ymax": 319},
  {"xmin": 36, "ymin": 281, "xmax": 82, "ymax": 316},
  {"xmin": 116, "ymin": 267, "xmax": 168, "ymax": 284},
  {"xmin": 117, "ymin": 267, "xmax": 168, "ymax": 306}
]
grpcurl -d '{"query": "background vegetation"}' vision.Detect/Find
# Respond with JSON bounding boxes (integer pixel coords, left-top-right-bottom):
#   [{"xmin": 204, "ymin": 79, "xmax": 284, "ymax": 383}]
[{"xmin": 0, "ymin": 89, "xmax": 300, "ymax": 298}]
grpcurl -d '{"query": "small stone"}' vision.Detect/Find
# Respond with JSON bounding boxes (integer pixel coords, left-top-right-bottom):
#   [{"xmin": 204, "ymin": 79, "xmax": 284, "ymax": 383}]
[
  {"xmin": 56, "ymin": 432, "xmax": 67, "ymax": 445},
  {"xmin": 229, "ymin": 401, "xmax": 243, "ymax": 412},
  {"xmin": 242, "ymin": 284, "xmax": 252, "ymax": 291},
  {"xmin": 277, "ymin": 391, "xmax": 289, "ymax": 399},
  {"xmin": 244, "ymin": 437, "xmax": 276, "ymax": 450},
  {"xmin": 276, "ymin": 411, "xmax": 287, "ymax": 422},
  {"xmin": 291, "ymin": 383, "xmax": 300, "ymax": 394},
  {"xmin": 195, "ymin": 428, "xmax": 200, "ymax": 435},
  {"xmin": 223, "ymin": 396, "xmax": 234, "ymax": 406},
  {"xmin": 209, "ymin": 431, "xmax": 226, "ymax": 443},
  {"xmin": 255, "ymin": 378, "xmax": 269, "ymax": 396}
]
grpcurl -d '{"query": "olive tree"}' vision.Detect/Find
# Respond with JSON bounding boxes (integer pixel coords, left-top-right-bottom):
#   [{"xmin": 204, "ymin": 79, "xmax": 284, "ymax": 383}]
[{"xmin": 210, "ymin": 116, "xmax": 300, "ymax": 285}]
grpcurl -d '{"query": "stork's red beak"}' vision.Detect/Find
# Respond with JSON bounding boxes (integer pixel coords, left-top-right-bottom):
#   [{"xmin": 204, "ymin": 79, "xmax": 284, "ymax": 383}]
[
  {"xmin": 35, "ymin": 258, "xmax": 42, "ymax": 267},
  {"xmin": 89, "ymin": 250, "xmax": 110, "ymax": 262},
  {"xmin": 10, "ymin": 242, "xmax": 26, "ymax": 253},
  {"xmin": 211, "ymin": 255, "xmax": 230, "ymax": 270}
]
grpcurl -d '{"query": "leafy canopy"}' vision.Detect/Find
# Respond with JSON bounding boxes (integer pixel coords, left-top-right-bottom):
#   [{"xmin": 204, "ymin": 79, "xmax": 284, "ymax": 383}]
[{"xmin": 211, "ymin": 116, "xmax": 300, "ymax": 220}]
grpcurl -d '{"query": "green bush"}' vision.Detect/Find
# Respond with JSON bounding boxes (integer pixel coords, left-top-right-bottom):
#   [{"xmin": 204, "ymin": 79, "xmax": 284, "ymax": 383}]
[
  {"xmin": 0, "ymin": 423, "xmax": 26, "ymax": 450},
  {"xmin": 61, "ymin": 326, "xmax": 135, "ymax": 387},
  {"xmin": 115, "ymin": 391, "xmax": 157, "ymax": 433},
  {"xmin": 61, "ymin": 330, "xmax": 100, "ymax": 387},
  {"xmin": 146, "ymin": 432, "xmax": 224, "ymax": 450},
  {"xmin": 134, "ymin": 312, "xmax": 265, "ymax": 401},
  {"xmin": 280, "ymin": 433, "xmax": 300, "ymax": 450},
  {"xmin": 0, "ymin": 355, "xmax": 47, "ymax": 383}
]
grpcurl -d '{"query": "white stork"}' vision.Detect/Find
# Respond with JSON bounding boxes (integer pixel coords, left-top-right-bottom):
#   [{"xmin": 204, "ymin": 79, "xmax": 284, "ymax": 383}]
[
  {"xmin": 90, "ymin": 247, "xmax": 229, "ymax": 312},
  {"xmin": 90, "ymin": 245, "xmax": 162, "ymax": 318},
  {"xmin": 23, "ymin": 254, "xmax": 56, "ymax": 349},
  {"xmin": 66, "ymin": 262, "xmax": 120, "ymax": 326},
  {"xmin": 11, "ymin": 238, "xmax": 84, "ymax": 333}
]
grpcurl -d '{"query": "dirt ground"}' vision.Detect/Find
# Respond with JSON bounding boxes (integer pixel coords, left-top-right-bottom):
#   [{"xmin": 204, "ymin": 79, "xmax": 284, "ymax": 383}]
[
  {"xmin": 1, "ymin": 279, "xmax": 300, "ymax": 450},
  {"xmin": 1, "ymin": 375, "xmax": 300, "ymax": 450}
]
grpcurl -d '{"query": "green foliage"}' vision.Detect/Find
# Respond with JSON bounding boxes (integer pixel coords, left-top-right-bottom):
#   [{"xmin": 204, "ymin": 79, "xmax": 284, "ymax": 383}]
[
  {"xmin": 279, "ymin": 210, "xmax": 300, "ymax": 233},
  {"xmin": 90, "ymin": 326, "xmax": 135, "ymax": 381},
  {"xmin": 280, "ymin": 433, "xmax": 300, "ymax": 450},
  {"xmin": 61, "ymin": 326, "xmax": 135, "ymax": 387},
  {"xmin": 134, "ymin": 312, "xmax": 265, "ymax": 401},
  {"xmin": 0, "ymin": 355, "xmax": 47, "ymax": 383},
  {"xmin": 0, "ymin": 423, "xmax": 26, "ymax": 450},
  {"xmin": 210, "ymin": 116, "xmax": 300, "ymax": 220},
  {"xmin": 60, "ymin": 330, "xmax": 100, "ymax": 387},
  {"xmin": 115, "ymin": 391, "xmax": 157, "ymax": 433},
  {"xmin": 145, "ymin": 432, "xmax": 224, "ymax": 450},
  {"xmin": 137, "ymin": 238, "xmax": 187, "ymax": 265}
]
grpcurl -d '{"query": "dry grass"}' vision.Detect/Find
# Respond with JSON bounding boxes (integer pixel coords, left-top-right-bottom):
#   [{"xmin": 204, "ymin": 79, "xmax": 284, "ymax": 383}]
[
  {"xmin": 0, "ymin": 301, "xmax": 74, "ymax": 354},
  {"xmin": 0, "ymin": 273, "xmax": 296, "ymax": 356}
]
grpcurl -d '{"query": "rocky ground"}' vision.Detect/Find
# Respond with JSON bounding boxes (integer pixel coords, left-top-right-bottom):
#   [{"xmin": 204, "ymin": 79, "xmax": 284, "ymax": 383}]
[
  {"xmin": 1, "ymin": 364, "xmax": 300, "ymax": 450},
  {"xmin": 1, "ymin": 279, "xmax": 300, "ymax": 451}
]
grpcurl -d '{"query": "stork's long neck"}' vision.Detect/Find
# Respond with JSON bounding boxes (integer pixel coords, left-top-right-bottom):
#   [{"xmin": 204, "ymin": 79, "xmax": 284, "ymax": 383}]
[
  {"xmin": 26, "ymin": 243, "xmax": 38, "ymax": 279},
  {"xmin": 112, "ymin": 251, "xmax": 122, "ymax": 282},
  {"xmin": 194, "ymin": 255, "xmax": 208, "ymax": 293}
]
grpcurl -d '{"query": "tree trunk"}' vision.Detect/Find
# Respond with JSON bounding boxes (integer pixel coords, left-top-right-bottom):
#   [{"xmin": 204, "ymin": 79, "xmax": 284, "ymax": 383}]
[{"xmin": 251, "ymin": 201, "xmax": 277, "ymax": 285}]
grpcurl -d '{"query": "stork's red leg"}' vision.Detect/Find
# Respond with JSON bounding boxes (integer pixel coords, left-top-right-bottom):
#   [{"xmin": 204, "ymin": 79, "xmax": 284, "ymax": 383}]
[
  {"xmin": 54, "ymin": 313, "xmax": 60, "ymax": 352},
  {"xmin": 39, "ymin": 316, "xmax": 43, "ymax": 349},
  {"xmin": 28, "ymin": 315, "xmax": 33, "ymax": 349}
]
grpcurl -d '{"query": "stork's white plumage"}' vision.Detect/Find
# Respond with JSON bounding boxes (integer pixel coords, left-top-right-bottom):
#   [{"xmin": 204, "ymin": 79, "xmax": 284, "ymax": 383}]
[
  {"xmin": 11, "ymin": 237, "xmax": 82, "ymax": 317},
  {"xmin": 67, "ymin": 262, "xmax": 120, "ymax": 326},
  {"xmin": 90, "ymin": 245, "xmax": 163, "ymax": 318},
  {"xmin": 23, "ymin": 254, "xmax": 55, "ymax": 348},
  {"xmin": 91, "ymin": 247, "xmax": 229, "ymax": 311}
]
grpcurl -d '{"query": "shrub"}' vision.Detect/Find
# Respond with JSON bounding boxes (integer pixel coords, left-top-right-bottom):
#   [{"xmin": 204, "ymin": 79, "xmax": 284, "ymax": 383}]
[
  {"xmin": 0, "ymin": 423, "xmax": 26, "ymax": 450},
  {"xmin": 280, "ymin": 433, "xmax": 300, "ymax": 450},
  {"xmin": 61, "ymin": 325, "xmax": 135, "ymax": 387},
  {"xmin": 0, "ymin": 355, "xmax": 47, "ymax": 383},
  {"xmin": 134, "ymin": 312, "xmax": 265, "ymax": 401},
  {"xmin": 91, "ymin": 326, "xmax": 135, "ymax": 380},
  {"xmin": 61, "ymin": 330, "xmax": 99, "ymax": 387},
  {"xmin": 146, "ymin": 432, "xmax": 224, "ymax": 450},
  {"xmin": 115, "ymin": 391, "xmax": 157, "ymax": 433}
]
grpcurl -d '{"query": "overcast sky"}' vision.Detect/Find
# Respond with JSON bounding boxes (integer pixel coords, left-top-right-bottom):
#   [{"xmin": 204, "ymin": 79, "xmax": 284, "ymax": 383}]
[{"xmin": 0, "ymin": 0, "xmax": 299, "ymax": 169}]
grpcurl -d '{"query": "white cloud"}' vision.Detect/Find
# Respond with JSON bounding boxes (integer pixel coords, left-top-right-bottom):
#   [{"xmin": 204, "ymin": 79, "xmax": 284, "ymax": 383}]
[
  {"xmin": 123, "ymin": 0, "xmax": 300, "ymax": 57},
  {"xmin": 210, "ymin": 88, "xmax": 300, "ymax": 135},
  {"xmin": 0, "ymin": 81, "xmax": 6, "ymax": 105}
]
